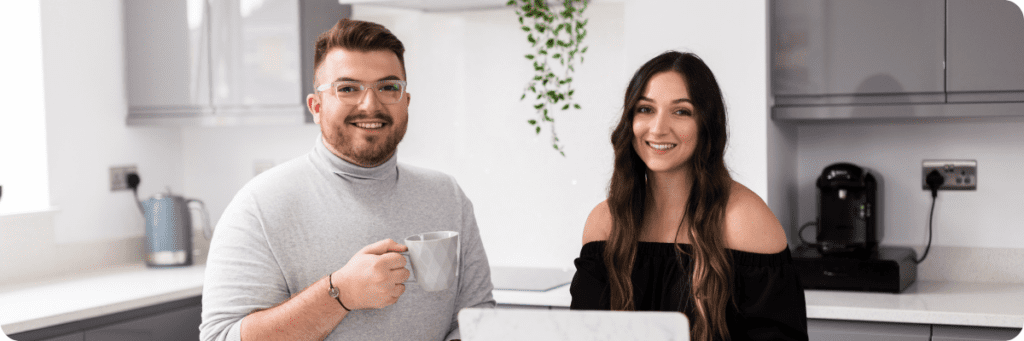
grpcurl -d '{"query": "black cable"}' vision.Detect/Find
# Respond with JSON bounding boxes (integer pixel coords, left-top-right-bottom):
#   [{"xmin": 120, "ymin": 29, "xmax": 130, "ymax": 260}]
[
  {"xmin": 127, "ymin": 173, "xmax": 145, "ymax": 215},
  {"xmin": 797, "ymin": 221, "xmax": 818, "ymax": 248},
  {"xmin": 916, "ymin": 195, "xmax": 936, "ymax": 264},
  {"xmin": 918, "ymin": 169, "xmax": 944, "ymax": 264}
]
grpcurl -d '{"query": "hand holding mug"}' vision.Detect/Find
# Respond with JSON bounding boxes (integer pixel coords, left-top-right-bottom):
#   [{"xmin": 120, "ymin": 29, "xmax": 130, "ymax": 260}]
[{"xmin": 333, "ymin": 239, "xmax": 411, "ymax": 310}]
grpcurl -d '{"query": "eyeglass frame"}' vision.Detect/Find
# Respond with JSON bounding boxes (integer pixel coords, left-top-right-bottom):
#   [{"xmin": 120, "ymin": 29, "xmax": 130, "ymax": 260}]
[{"xmin": 315, "ymin": 79, "xmax": 409, "ymax": 105}]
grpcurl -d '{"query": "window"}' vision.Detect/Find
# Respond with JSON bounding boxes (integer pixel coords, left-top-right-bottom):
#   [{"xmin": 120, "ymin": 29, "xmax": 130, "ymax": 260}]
[{"xmin": 0, "ymin": 0, "xmax": 51, "ymax": 215}]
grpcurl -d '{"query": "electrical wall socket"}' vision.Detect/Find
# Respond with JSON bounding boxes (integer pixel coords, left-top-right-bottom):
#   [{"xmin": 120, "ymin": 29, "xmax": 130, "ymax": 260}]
[
  {"xmin": 110, "ymin": 165, "xmax": 137, "ymax": 191},
  {"xmin": 922, "ymin": 160, "xmax": 977, "ymax": 191}
]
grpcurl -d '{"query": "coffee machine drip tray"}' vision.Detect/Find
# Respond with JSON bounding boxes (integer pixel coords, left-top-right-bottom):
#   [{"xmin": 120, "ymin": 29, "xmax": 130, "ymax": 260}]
[{"xmin": 792, "ymin": 245, "xmax": 918, "ymax": 293}]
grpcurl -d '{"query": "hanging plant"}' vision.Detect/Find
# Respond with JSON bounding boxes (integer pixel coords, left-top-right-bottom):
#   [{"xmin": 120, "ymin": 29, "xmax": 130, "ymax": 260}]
[{"xmin": 507, "ymin": 0, "xmax": 589, "ymax": 157}]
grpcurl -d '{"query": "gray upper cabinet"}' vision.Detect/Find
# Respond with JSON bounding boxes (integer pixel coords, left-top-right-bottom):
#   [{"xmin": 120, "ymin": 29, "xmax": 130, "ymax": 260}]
[
  {"xmin": 123, "ymin": 0, "xmax": 212, "ymax": 118},
  {"xmin": 946, "ymin": 0, "xmax": 1024, "ymax": 102},
  {"xmin": 209, "ymin": 0, "xmax": 303, "ymax": 121},
  {"xmin": 125, "ymin": 0, "xmax": 350, "ymax": 126},
  {"xmin": 772, "ymin": 0, "xmax": 1024, "ymax": 121},
  {"xmin": 771, "ymin": 0, "xmax": 946, "ymax": 106}
]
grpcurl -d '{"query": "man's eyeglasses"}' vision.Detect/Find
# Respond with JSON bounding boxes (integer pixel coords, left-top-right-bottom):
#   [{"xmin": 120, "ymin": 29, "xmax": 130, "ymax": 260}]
[{"xmin": 315, "ymin": 80, "xmax": 408, "ymax": 105}]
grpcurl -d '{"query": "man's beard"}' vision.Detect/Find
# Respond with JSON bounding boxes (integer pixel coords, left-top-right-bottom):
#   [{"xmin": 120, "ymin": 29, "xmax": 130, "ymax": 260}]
[{"xmin": 323, "ymin": 111, "xmax": 407, "ymax": 167}]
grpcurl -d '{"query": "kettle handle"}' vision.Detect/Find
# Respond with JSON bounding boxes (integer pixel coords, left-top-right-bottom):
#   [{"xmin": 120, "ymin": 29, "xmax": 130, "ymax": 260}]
[{"xmin": 187, "ymin": 199, "xmax": 213, "ymax": 239}]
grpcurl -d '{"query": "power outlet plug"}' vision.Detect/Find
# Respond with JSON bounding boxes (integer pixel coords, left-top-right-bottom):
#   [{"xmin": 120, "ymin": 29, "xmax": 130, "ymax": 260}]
[
  {"xmin": 110, "ymin": 165, "xmax": 138, "ymax": 191},
  {"xmin": 921, "ymin": 160, "xmax": 977, "ymax": 191}
]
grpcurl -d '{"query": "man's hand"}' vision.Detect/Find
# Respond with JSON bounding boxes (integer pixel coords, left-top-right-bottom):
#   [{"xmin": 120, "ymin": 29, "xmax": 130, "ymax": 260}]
[{"xmin": 333, "ymin": 239, "xmax": 411, "ymax": 310}]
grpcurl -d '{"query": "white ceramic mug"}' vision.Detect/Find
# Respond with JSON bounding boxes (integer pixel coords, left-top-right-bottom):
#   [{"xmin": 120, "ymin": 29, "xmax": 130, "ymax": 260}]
[{"xmin": 399, "ymin": 231, "xmax": 459, "ymax": 292}]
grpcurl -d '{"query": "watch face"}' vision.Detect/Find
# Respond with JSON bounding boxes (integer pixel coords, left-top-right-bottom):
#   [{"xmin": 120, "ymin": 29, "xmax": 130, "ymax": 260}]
[{"xmin": 329, "ymin": 286, "xmax": 339, "ymax": 298}]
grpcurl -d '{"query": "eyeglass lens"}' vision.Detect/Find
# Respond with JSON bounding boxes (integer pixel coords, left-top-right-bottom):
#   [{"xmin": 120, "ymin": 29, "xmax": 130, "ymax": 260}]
[{"xmin": 334, "ymin": 80, "xmax": 405, "ymax": 104}]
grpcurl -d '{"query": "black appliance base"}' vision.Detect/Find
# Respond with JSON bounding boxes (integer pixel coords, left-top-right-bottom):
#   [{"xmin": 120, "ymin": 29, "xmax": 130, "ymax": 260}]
[{"xmin": 792, "ymin": 245, "xmax": 917, "ymax": 293}]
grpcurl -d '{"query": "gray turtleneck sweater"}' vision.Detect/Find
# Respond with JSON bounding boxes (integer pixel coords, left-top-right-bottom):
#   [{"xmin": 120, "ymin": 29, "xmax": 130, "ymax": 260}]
[{"xmin": 199, "ymin": 136, "xmax": 496, "ymax": 341}]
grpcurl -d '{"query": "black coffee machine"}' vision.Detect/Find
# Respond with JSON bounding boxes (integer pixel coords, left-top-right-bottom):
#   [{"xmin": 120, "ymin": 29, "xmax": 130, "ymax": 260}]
[
  {"xmin": 815, "ymin": 162, "xmax": 878, "ymax": 257},
  {"xmin": 793, "ymin": 163, "xmax": 917, "ymax": 293}
]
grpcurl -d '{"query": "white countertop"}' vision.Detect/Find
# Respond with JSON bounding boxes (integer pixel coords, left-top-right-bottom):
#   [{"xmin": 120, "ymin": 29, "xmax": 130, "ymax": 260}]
[
  {"xmin": 805, "ymin": 281, "xmax": 1024, "ymax": 328},
  {"xmin": 0, "ymin": 264, "xmax": 205, "ymax": 336},
  {"xmin": 2, "ymin": 265, "xmax": 1023, "ymax": 337}
]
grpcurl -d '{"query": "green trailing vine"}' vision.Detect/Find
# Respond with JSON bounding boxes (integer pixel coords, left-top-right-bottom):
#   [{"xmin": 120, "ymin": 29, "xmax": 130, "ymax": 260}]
[{"xmin": 507, "ymin": 0, "xmax": 589, "ymax": 157}]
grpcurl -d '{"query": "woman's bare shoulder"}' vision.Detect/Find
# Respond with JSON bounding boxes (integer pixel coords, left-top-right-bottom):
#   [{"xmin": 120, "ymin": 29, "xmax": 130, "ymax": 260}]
[
  {"xmin": 723, "ymin": 181, "xmax": 789, "ymax": 254},
  {"xmin": 582, "ymin": 200, "xmax": 613, "ymax": 244}
]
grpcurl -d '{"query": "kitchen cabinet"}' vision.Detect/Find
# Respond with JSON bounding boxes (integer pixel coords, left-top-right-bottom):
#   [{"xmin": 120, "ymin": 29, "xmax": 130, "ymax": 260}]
[
  {"xmin": 123, "ymin": 0, "xmax": 212, "ymax": 118},
  {"xmin": 808, "ymin": 319, "xmax": 1023, "ymax": 341},
  {"xmin": 808, "ymin": 319, "xmax": 931, "ymax": 341},
  {"xmin": 771, "ymin": 0, "xmax": 946, "ymax": 106},
  {"xmin": 38, "ymin": 334, "xmax": 84, "ymax": 341},
  {"xmin": 932, "ymin": 324, "xmax": 1023, "ymax": 341},
  {"xmin": 83, "ymin": 305, "xmax": 200, "ymax": 341},
  {"xmin": 7, "ymin": 296, "xmax": 201, "ymax": 341},
  {"xmin": 771, "ymin": 0, "xmax": 1024, "ymax": 121},
  {"xmin": 946, "ymin": 0, "xmax": 1024, "ymax": 103},
  {"xmin": 124, "ymin": 0, "xmax": 351, "ymax": 126}
]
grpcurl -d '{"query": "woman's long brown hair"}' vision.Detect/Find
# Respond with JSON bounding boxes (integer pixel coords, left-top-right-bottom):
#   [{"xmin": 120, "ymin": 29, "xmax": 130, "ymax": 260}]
[{"xmin": 605, "ymin": 51, "xmax": 734, "ymax": 341}]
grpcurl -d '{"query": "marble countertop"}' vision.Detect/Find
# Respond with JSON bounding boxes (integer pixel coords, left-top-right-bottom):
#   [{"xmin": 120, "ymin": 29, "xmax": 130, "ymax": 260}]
[{"xmin": 2, "ymin": 265, "xmax": 1023, "ymax": 337}]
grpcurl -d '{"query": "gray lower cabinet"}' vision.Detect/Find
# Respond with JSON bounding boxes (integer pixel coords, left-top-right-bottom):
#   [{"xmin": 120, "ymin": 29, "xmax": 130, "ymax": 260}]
[
  {"xmin": 809, "ymin": 319, "xmax": 931, "ymax": 341},
  {"xmin": 83, "ymin": 305, "xmax": 201, "ymax": 341},
  {"xmin": 809, "ymin": 319, "xmax": 1023, "ymax": 341},
  {"xmin": 8, "ymin": 296, "xmax": 201, "ymax": 341},
  {"xmin": 932, "ymin": 324, "xmax": 1023, "ymax": 341},
  {"xmin": 38, "ymin": 333, "xmax": 84, "ymax": 341}
]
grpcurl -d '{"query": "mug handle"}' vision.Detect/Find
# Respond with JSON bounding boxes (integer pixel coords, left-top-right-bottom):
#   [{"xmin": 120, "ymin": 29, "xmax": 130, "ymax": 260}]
[
  {"xmin": 397, "ymin": 251, "xmax": 416, "ymax": 283},
  {"xmin": 187, "ymin": 199, "xmax": 213, "ymax": 240}
]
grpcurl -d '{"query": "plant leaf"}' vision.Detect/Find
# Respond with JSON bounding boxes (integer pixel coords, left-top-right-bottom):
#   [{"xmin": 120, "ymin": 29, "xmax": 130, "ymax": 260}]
[
  {"xmin": 562, "ymin": 104, "xmax": 570, "ymax": 110},
  {"xmin": 552, "ymin": 53, "xmax": 561, "ymax": 59},
  {"xmin": 536, "ymin": 126, "xmax": 541, "ymax": 134},
  {"xmin": 574, "ymin": 103, "xmax": 581, "ymax": 109},
  {"xmin": 521, "ymin": 25, "xmax": 531, "ymax": 32},
  {"xmin": 526, "ymin": 54, "xmax": 534, "ymax": 59},
  {"xmin": 528, "ymin": 119, "xmax": 537, "ymax": 125},
  {"xmin": 581, "ymin": 46, "xmax": 588, "ymax": 53},
  {"xmin": 520, "ymin": 93, "xmax": 526, "ymax": 100},
  {"xmin": 534, "ymin": 103, "xmax": 544, "ymax": 109}
]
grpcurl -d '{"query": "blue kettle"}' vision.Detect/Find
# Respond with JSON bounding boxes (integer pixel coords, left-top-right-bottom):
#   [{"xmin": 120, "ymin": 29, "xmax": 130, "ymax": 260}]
[{"xmin": 139, "ymin": 190, "xmax": 211, "ymax": 267}]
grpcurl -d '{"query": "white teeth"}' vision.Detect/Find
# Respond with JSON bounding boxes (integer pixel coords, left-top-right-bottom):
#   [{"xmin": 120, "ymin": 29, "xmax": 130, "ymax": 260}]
[
  {"xmin": 354, "ymin": 122, "xmax": 384, "ymax": 129},
  {"xmin": 648, "ymin": 142, "xmax": 676, "ymax": 151}
]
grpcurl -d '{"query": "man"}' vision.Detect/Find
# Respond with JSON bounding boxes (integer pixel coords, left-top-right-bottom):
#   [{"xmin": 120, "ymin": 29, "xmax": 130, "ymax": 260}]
[{"xmin": 199, "ymin": 19, "xmax": 495, "ymax": 341}]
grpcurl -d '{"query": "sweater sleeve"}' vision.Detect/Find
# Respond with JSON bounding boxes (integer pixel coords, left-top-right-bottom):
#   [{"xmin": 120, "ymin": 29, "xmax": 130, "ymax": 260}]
[
  {"xmin": 199, "ymin": 187, "xmax": 290, "ymax": 341},
  {"xmin": 446, "ymin": 181, "xmax": 496, "ymax": 337},
  {"xmin": 730, "ymin": 249, "xmax": 809, "ymax": 341}
]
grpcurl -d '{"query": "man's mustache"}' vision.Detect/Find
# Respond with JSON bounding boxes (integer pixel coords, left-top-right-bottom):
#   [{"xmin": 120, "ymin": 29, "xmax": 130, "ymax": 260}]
[{"xmin": 344, "ymin": 111, "xmax": 393, "ymax": 125}]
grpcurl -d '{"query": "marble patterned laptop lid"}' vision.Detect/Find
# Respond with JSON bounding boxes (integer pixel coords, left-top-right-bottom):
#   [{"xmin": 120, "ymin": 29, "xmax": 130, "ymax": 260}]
[{"xmin": 458, "ymin": 307, "xmax": 690, "ymax": 341}]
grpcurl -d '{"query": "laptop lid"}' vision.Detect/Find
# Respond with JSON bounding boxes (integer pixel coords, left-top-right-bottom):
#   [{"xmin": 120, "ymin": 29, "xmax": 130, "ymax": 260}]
[{"xmin": 458, "ymin": 307, "xmax": 690, "ymax": 341}]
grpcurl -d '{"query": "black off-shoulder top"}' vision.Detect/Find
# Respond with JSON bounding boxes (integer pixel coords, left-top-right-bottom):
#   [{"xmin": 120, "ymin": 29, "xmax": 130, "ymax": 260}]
[{"xmin": 570, "ymin": 241, "xmax": 808, "ymax": 341}]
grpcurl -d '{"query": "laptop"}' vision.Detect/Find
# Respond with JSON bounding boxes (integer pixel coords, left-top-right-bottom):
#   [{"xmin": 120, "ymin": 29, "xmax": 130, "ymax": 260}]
[{"xmin": 458, "ymin": 307, "xmax": 690, "ymax": 341}]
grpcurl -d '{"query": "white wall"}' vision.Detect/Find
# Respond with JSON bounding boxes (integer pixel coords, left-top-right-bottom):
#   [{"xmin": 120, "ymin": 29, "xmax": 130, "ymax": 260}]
[
  {"xmin": 180, "ymin": 1, "xmax": 776, "ymax": 269},
  {"xmin": 41, "ymin": 0, "xmax": 183, "ymax": 244},
  {"xmin": 182, "ymin": 3, "xmax": 628, "ymax": 269},
  {"xmin": 1, "ymin": 0, "xmax": 184, "ymax": 285},
  {"xmin": 623, "ymin": 0, "xmax": 770, "ymax": 199},
  {"xmin": 795, "ymin": 119, "xmax": 1024, "ymax": 249}
]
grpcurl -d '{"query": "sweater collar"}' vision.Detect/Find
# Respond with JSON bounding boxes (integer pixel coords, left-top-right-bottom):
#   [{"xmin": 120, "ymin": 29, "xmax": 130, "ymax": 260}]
[{"xmin": 314, "ymin": 135, "xmax": 398, "ymax": 181}]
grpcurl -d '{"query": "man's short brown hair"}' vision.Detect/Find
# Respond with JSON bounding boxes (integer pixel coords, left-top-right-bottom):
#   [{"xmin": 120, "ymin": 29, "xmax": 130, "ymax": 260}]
[{"xmin": 313, "ymin": 18, "xmax": 406, "ymax": 85}]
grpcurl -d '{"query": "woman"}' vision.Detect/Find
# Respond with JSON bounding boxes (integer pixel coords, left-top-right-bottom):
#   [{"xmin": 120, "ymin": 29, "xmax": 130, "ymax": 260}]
[{"xmin": 570, "ymin": 51, "xmax": 808, "ymax": 341}]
